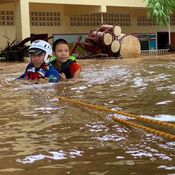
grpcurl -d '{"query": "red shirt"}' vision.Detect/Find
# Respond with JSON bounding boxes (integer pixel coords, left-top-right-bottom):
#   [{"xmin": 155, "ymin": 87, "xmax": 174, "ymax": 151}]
[{"xmin": 69, "ymin": 63, "xmax": 81, "ymax": 77}]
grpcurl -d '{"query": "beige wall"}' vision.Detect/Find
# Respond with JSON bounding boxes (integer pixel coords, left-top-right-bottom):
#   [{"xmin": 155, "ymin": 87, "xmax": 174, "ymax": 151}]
[
  {"xmin": 29, "ymin": 4, "xmax": 64, "ymax": 35},
  {"xmin": 29, "ymin": 0, "xmax": 145, "ymax": 7},
  {"xmin": 105, "ymin": 0, "xmax": 145, "ymax": 7},
  {"xmin": 0, "ymin": 3, "xmax": 15, "ymax": 49},
  {"xmin": 0, "ymin": 0, "xmax": 175, "ymax": 49},
  {"xmin": 29, "ymin": 4, "xmax": 175, "ymax": 35}
]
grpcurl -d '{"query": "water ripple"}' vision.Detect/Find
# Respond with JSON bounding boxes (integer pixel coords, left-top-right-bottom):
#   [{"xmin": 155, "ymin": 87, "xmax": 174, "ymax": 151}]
[{"xmin": 16, "ymin": 149, "xmax": 83, "ymax": 164}]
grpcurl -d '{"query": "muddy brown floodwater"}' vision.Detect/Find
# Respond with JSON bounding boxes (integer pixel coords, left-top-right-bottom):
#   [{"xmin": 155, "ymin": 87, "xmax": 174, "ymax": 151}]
[{"xmin": 0, "ymin": 54, "xmax": 175, "ymax": 175}]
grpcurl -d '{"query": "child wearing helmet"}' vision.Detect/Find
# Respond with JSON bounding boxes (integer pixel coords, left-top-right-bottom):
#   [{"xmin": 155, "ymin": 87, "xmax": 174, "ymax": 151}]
[
  {"xmin": 18, "ymin": 40, "xmax": 59, "ymax": 83},
  {"xmin": 51, "ymin": 39, "xmax": 81, "ymax": 81}
]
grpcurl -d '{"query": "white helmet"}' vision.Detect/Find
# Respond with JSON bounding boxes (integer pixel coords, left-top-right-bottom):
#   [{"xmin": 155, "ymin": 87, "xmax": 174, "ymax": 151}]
[{"xmin": 29, "ymin": 40, "xmax": 52, "ymax": 63}]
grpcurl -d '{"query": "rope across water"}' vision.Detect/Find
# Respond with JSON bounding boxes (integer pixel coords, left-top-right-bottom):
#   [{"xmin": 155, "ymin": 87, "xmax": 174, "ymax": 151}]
[{"xmin": 58, "ymin": 96, "xmax": 175, "ymax": 141}]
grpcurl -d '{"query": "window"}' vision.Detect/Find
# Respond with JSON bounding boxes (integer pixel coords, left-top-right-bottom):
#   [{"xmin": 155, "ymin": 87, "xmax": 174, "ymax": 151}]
[
  {"xmin": 30, "ymin": 11, "xmax": 60, "ymax": 26},
  {"xmin": 0, "ymin": 11, "xmax": 14, "ymax": 26},
  {"xmin": 70, "ymin": 13, "xmax": 131, "ymax": 26},
  {"xmin": 137, "ymin": 16, "xmax": 156, "ymax": 26}
]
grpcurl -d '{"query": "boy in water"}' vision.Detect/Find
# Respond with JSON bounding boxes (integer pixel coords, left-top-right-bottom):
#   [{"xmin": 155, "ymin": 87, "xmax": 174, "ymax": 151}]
[
  {"xmin": 18, "ymin": 40, "xmax": 59, "ymax": 83},
  {"xmin": 51, "ymin": 39, "xmax": 81, "ymax": 81}
]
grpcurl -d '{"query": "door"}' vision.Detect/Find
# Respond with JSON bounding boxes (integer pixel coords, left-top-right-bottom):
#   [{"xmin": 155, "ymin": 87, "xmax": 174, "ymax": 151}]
[{"xmin": 157, "ymin": 32, "xmax": 169, "ymax": 49}]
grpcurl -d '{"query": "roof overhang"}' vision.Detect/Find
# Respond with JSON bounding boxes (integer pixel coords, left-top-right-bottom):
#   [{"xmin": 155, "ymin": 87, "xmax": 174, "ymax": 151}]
[{"xmin": 0, "ymin": 0, "xmax": 14, "ymax": 3}]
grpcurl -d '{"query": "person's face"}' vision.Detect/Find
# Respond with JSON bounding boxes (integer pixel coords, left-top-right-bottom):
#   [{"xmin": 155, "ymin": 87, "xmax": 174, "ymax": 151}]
[
  {"xmin": 54, "ymin": 43, "xmax": 70, "ymax": 63},
  {"xmin": 30, "ymin": 52, "xmax": 45, "ymax": 68}
]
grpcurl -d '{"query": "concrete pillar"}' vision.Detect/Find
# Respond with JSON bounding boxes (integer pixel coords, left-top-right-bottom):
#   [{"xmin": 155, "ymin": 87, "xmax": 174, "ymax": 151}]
[
  {"xmin": 101, "ymin": 4, "xmax": 107, "ymax": 13},
  {"xmin": 15, "ymin": 0, "xmax": 30, "ymax": 41},
  {"xmin": 100, "ymin": 5, "xmax": 107, "ymax": 23}
]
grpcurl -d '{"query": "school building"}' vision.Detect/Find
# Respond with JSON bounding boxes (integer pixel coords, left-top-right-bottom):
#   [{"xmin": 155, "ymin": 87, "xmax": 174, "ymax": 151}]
[{"xmin": 0, "ymin": 0, "xmax": 175, "ymax": 51}]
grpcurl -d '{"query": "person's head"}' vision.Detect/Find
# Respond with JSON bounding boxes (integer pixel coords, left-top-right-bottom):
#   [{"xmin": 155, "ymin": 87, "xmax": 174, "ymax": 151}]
[
  {"xmin": 29, "ymin": 40, "xmax": 52, "ymax": 67},
  {"xmin": 53, "ymin": 39, "xmax": 70, "ymax": 63}
]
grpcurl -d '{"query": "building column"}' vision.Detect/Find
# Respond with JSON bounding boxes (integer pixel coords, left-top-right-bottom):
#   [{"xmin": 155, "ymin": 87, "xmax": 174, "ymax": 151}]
[
  {"xmin": 15, "ymin": 0, "xmax": 30, "ymax": 41},
  {"xmin": 101, "ymin": 4, "xmax": 107, "ymax": 13},
  {"xmin": 100, "ymin": 5, "xmax": 107, "ymax": 23}
]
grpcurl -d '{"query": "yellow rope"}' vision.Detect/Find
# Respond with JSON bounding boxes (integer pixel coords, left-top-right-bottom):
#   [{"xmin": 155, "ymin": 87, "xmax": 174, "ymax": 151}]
[
  {"xmin": 112, "ymin": 116, "xmax": 175, "ymax": 141},
  {"xmin": 57, "ymin": 96, "xmax": 175, "ymax": 140},
  {"xmin": 58, "ymin": 96, "xmax": 175, "ymax": 129}
]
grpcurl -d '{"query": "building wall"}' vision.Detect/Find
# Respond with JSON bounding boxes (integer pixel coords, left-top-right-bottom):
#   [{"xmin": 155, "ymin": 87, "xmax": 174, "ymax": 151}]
[
  {"xmin": 0, "ymin": 3, "xmax": 15, "ymax": 49},
  {"xmin": 29, "ymin": 4, "xmax": 65, "ymax": 35},
  {"xmin": 28, "ymin": 0, "xmax": 145, "ymax": 8},
  {"xmin": 0, "ymin": 1, "xmax": 175, "ymax": 49}
]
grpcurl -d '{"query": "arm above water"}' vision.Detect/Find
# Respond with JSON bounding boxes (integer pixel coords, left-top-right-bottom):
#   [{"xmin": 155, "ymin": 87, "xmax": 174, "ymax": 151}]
[
  {"xmin": 47, "ymin": 67, "xmax": 60, "ymax": 83},
  {"xmin": 70, "ymin": 63, "xmax": 82, "ymax": 80},
  {"xmin": 72, "ymin": 69, "xmax": 81, "ymax": 79},
  {"xmin": 16, "ymin": 63, "xmax": 31, "ymax": 79},
  {"xmin": 59, "ymin": 63, "xmax": 82, "ymax": 81},
  {"xmin": 17, "ymin": 73, "xmax": 26, "ymax": 79}
]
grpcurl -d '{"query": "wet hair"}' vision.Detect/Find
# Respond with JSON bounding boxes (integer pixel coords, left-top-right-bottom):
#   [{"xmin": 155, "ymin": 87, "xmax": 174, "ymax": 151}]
[{"xmin": 53, "ymin": 38, "xmax": 68, "ymax": 51}]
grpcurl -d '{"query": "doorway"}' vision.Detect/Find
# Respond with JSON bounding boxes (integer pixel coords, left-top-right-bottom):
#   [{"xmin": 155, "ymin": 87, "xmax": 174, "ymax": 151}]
[{"xmin": 157, "ymin": 32, "xmax": 169, "ymax": 49}]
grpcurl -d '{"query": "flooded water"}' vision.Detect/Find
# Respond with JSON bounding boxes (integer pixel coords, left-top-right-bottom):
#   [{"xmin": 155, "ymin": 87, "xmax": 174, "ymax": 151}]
[{"xmin": 0, "ymin": 54, "xmax": 175, "ymax": 175}]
